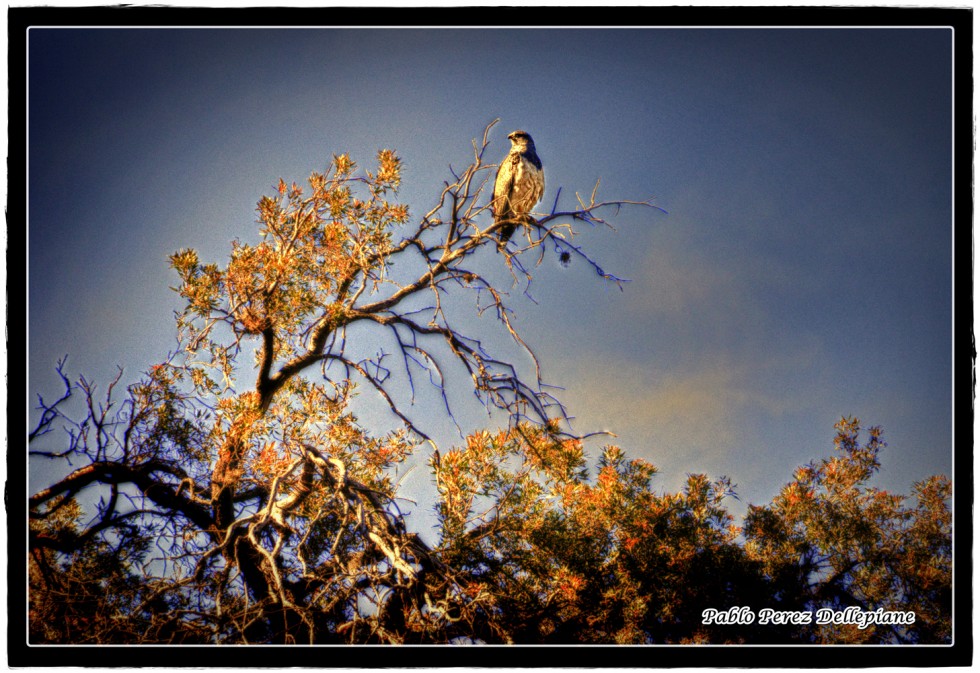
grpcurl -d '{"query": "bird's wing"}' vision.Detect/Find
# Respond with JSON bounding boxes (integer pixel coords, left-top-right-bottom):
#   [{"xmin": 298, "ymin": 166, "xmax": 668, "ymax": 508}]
[
  {"xmin": 492, "ymin": 155, "xmax": 516, "ymax": 222},
  {"xmin": 523, "ymin": 148, "xmax": 544, "ymax": 206},
  {"xmin": 531, "ymin": 161, "xmax": 545, "ymax": 206}
]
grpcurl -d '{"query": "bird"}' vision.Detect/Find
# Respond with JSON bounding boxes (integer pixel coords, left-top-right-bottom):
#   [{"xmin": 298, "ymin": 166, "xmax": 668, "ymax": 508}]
[{"xmin": 491, "ymin": 130, "xmax": 544, "ymax": 252}]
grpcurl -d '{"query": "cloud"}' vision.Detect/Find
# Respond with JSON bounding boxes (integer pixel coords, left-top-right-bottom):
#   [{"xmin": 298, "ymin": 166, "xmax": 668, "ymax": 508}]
[
  {"xmin": 551, "ymin": 328, "xmax": 827, "ymax": 501},
  {"xmin": 561, "ymin": 353, "xmax": 748, "ymax": 456}
]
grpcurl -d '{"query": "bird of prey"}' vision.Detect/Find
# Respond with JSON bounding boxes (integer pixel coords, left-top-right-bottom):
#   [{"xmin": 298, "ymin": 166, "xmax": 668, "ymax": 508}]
[{"xmin": 492, "ymin": 130, "xmax": 544, "ymax": 252}]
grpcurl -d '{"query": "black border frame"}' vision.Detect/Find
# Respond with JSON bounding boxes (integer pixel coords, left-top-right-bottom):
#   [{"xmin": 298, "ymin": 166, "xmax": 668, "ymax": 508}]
[{"xmin": 9, "ymin": 5, "xmax": 973, "ymax": 669}]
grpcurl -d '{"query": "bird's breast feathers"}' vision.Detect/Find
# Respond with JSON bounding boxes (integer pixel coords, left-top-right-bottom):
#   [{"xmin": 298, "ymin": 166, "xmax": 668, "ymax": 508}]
[
  {"xmin": 510, "ymin": 154, "xmax": 545, "ymax": 211},
  {"xmin": 493, "ymin": 148, "xmax": 545, "ymax": 220}
]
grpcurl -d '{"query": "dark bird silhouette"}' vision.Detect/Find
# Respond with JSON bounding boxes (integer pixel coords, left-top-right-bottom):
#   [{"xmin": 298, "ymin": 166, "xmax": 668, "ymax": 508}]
[{"xmin": 492, "ymin": 130, "xmax": 545, "ymax": 252}]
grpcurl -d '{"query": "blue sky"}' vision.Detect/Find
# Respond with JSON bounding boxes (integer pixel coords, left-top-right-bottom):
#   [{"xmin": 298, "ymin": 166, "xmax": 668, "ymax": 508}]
[{"xmin": 28, "ymin": 26, "xmax": 955, "ymax": 518}]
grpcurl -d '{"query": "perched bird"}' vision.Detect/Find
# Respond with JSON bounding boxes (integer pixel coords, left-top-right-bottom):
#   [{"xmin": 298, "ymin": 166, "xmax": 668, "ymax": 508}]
[{"xmin": 492, "ymin": 130, "xmax": 545, "ymax": 251}]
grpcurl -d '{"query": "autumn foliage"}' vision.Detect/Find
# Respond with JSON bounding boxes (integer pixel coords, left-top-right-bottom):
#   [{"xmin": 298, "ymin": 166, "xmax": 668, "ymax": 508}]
[{"xmin": 28, "ymin": 124, "xmax": 952, "ymax": 645}]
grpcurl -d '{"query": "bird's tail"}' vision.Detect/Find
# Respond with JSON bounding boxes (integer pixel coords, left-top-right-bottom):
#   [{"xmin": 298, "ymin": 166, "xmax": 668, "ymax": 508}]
[{"xmin": 496, "ymin": 219, "xmax": 516, "ymax": 253}]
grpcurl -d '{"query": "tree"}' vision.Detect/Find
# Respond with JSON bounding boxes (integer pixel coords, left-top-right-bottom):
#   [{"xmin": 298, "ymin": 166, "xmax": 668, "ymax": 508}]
[
  {"xmin": 742, "ymin": 417, "xmax": 952, "ymax": 644},
  {"xmin": 428, "ymin": 418, "xmax": 952, "ymax": 645},
  {"xmin": 28, "ymin": 123, "xmax": 951, "ymax": 646},
  {"xmin": 28, "ymin": 120, "xmax": 660, "ymax": 644}
]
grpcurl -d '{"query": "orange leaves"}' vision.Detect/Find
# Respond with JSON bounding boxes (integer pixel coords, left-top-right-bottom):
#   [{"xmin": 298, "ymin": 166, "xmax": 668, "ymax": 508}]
[
  {"xmin": 911, "ymin": 475, "xmax": 952, "ymax": 535},
  {"xmin": 252, "ymin": 441, "xmax": 291, "ymax": 479},
  {"xmin": 433, "ymin": 450, "xmax": 477, "ymax": 538},
  {"xmin": 365, "ymin": 436, "xmax": 410, "ymax": 468},
  {"xmin": 226, "ymin": 241, "xmax": 275, "ymax": 331},
  {"xmin": 322, "ymin": 219, "xmax": 349, "ymax": 250},
  {"xmin": 325, "ymin": 185, "xmax": 353, "ymax": 220},
  {"xmin": 622, "ymin": 535, "xmax": 641, "ymax": 553},
  {"xmin": 169, "ymin": 248, "xmax": 222, "ymax": 318},
  {"xmin": 424, "ymin": 418, "xmax": 953, "ymax": 644},
  {"xmin": 386, "ymin": 203, "xmax": 409, "ymax": 224},
  {"xmin": 333, "ymin": 153, "xmax": 355, "ymax": 177},
  {"xmin": 169, "ymin": 247, "xmax": 200, "ymax": 276},
  {"xmin": 742, "ymin": 419, "xmax": 953, "ymax": 643},
  {"xmin": 554, "ymin": 568, "xmax": 586, "ymax": 603},
  {"xmin": 594, "ymin": 464, "xmax": 621, "ymax": 505},
  {"xmin": 236, "ymin": 305, "xmax": 269, "ymax": 335},
  {"xmin": 257, "ymin": 194, "xmax": 283, "ymax": 228},
  {"xmin": 169, "ymin": 149, "xmax": 417, "ymax": 410},
  {"xmin": 553, "ymin": 480, "xmax": 585, "ymax": 509},
  {"xmin": 374, "ymin": 149, "xmax": 402, "ymax": 190},
  {"xmin": 434, "ymin": 433, "xmax": 502, "ymax": 531},
  {"xmin": 231, "ymin": 391, "xmax": 262, "ymax": 425},
  {"xmin": 781, "ymin": 481, "xmax": 814, "ymax": 510},
  {"xmin": 516, "ymin": 425, "xmax": 586, "ymax": 483},
  {"xmin": 794, "ymin": 464, "xmax": 816, "ymax": 484}
]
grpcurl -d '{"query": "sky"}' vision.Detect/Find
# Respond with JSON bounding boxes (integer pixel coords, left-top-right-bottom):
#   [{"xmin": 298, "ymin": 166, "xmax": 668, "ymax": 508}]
[{"xmin": 27, "ymin": 23, "xmax": 957, "ymax": 524}]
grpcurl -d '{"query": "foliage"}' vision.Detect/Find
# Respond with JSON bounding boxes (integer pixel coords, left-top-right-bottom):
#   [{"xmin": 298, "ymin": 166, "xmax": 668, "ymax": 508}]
[
  {"xmin": 28, "ymin": 123, "xmax": 951, "ymax": 645},
  {"xmin": 742, "ymin": 418, "xmax": 952, "ymax": 644}
]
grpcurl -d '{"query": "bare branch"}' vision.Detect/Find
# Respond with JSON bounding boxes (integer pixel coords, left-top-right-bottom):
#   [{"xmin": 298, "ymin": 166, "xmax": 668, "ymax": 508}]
[{"xmin": 29, "ymin": 356, "xmax": 72, "ymax": 442}]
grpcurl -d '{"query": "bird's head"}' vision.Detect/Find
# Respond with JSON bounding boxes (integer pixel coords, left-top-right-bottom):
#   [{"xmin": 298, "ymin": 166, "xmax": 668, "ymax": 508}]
[{"xmin": 508, "ymin": 130, "xmax": 535, "ymax": 150}]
